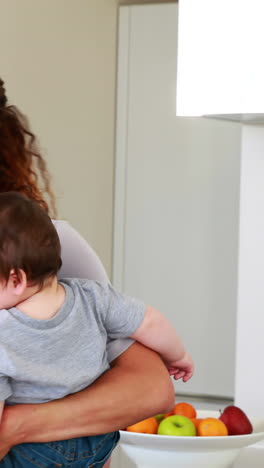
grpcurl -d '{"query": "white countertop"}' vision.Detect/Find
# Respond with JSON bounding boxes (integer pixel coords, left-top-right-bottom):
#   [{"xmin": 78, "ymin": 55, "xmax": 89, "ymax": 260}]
[{"xmin": 233, "ymin": 441, "xmax": 264, "ymax": 467}]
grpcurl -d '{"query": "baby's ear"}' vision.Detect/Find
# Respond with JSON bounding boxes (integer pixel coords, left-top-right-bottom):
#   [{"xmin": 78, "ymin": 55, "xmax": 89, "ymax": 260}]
[{"xmin": 9, "ymin": 269, "xmax": 27, "ymax": 295}]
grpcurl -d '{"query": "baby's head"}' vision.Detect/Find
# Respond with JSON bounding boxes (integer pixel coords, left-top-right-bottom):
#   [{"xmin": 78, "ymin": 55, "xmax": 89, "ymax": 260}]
[{"xmin": 0, "ymin": 192, "xmax": 62, "ymax": 308}]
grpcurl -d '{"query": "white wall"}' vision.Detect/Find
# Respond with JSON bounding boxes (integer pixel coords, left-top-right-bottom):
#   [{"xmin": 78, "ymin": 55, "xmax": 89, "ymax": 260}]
[
  {"xmin": 235, "ymin": 125, "xmax": 264, "ymax": 417},
  {"xmin": 114, "ymin": 3, "xmax": 242, "ymax": 398},
  {"xmin": 0, "ymin": 0, "xmax": 118, "ymax": 276}
]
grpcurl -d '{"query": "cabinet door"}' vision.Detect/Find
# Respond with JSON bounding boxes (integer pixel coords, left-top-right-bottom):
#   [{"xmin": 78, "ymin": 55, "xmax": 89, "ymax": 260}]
[{"xmin": 114, "ymin": 4, "xmax": 241, "ymax": 398}]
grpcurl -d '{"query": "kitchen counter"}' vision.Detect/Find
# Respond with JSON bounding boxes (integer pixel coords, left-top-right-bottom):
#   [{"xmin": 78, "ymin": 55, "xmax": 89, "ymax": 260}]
[
  {"xmin": 233, "ymin": 441, "xmax": 264, "ymax": 467},
  {"xmin": 115, "ymin": 441, "xmax": 264, "ymax": 467}
]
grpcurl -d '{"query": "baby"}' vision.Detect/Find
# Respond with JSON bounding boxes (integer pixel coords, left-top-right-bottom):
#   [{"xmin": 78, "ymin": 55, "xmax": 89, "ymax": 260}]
[{"xmin": 0, "ymin": 192, "xmax": 194, "ymax": 467}]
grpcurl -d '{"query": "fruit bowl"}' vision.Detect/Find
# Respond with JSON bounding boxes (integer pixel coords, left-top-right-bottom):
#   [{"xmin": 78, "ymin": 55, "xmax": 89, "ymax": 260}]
[{"xmin": 119, "ymin": 410, "xmax": 264, "ymax": 468}]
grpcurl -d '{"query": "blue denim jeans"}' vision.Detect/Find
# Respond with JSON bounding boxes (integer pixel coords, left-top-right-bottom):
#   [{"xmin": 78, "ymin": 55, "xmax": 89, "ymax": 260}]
[{"xmin": 0, "ymin": 431, "xmax": 120, "ymax": 467}]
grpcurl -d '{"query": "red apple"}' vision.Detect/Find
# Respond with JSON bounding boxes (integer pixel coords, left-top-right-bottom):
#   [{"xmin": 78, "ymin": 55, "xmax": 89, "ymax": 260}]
[{"xmin": 219, "ymin": 405, "xmax": 253, "ymax": 435}]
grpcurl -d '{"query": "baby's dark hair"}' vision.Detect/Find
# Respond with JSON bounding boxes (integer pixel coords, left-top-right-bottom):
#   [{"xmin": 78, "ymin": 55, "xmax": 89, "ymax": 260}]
[
  {"xmin": 0, "ymin": 192, "xmax": 62, "ymax": 286},
  {"xmin": 0, "ymin": 78, "xmax": 56, "ymax": 217}
]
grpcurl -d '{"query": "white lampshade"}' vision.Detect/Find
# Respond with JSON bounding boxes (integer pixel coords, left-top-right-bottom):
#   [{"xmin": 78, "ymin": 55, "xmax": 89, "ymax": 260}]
[{"xmin": 176, "ymin": 0, "xmax": 264, "ymax": 121}]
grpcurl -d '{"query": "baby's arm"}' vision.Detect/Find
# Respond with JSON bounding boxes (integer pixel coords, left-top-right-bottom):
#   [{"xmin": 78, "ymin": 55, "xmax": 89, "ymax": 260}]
[{"xmin": 131, "ymin": 305, "xmax": 194, "ymax": 382}]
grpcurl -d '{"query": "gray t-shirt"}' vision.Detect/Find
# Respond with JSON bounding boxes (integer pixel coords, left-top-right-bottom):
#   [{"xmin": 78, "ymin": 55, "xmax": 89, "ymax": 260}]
[
  {"xmin": 0, "ymin": 278, "xmax": 145, "ymax": 404},
  {"xmin": 53, "ymin": 220, "xmax": 135, "ymax": 362}
]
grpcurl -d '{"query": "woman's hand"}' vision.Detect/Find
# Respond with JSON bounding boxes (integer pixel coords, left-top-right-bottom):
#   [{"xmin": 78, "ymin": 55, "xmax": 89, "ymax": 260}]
[
  {"xmin": 0, "ymin": 448, "xmax": 10, "ymax": 460},
  {"xmin": 0, "ymin": 405, "xmax": 24, "ymax": 459}
]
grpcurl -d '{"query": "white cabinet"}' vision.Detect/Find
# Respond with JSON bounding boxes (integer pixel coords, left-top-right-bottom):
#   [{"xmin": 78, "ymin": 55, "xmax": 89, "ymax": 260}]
[{"xmin": 113, "ymin": 4, "xmax": 242, "ymax": 399}]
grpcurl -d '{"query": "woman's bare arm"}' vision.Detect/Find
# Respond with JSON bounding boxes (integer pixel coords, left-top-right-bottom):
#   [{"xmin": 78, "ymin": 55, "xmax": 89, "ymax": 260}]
[{"xmin": 0, "ymin": 343, "xmax": 174, "ymax": 457}]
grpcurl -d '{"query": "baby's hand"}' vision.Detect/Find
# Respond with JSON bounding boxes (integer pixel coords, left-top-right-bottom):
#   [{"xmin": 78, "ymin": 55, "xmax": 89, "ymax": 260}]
[{"xmin": 167, "ymin": 351, "xmax": 194, "ymax": 382}]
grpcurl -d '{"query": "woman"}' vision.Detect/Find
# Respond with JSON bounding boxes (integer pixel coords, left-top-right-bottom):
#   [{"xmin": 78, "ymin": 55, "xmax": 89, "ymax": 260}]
[{"xmin": 0, "ymin": 79, "xmax": 174, "ymax": 464}]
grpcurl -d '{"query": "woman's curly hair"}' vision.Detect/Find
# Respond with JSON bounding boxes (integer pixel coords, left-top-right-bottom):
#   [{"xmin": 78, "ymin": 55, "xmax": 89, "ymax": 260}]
[{"xmin": 0, "ymin": 78, "xmax": 56, "ymax": 217}]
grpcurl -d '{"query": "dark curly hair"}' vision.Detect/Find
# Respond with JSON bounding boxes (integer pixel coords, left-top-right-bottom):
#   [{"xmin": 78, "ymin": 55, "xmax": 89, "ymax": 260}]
[{"xmin": 0, "ymin": 78, "xmax": 56, "ymax": 217}]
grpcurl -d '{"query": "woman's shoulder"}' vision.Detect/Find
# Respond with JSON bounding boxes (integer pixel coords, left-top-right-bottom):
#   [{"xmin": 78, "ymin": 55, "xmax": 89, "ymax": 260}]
[
  {"xmin": 52, "ymin": 219, "xmax": 70, "ymax": 230},
  {"xmin": 52, "ymin": 219, "xmax": 109, "ymax": 283}
]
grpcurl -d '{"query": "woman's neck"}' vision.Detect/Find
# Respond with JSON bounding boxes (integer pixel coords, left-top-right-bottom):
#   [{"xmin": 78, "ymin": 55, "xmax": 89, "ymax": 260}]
[{"xmin": 14, "ymin": 276, "xmax": 65, "ymax": 320}]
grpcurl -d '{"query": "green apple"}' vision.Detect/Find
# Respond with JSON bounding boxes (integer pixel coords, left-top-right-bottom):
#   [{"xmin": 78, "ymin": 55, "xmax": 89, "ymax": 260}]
[
  {"xmin": 158, "ymin": 415, "xmax": 196, "ymax": 436},
  {"xmin": 154, "ymin": 414, "xmax": 165, "ymax": 423}
]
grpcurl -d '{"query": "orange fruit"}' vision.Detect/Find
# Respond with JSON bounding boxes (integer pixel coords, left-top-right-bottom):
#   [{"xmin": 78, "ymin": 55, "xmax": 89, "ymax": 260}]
[
  {"xmin": 190, "ymin": 418, "xmax": 204, "ymax": 431},
  {"xmin": 173, "ymin": 402, "xmax": 197, "ymax": 419},
  {"xmin": 163, "ymin": 411, "xmax": 174, "ymax": 418},
  {"xmin": 126, "ymin": 417, "xmax": 158, "ymax": 434},
  {"xmin": 197, "ymin": 417, "xmax": 228, "ymax": 436}
]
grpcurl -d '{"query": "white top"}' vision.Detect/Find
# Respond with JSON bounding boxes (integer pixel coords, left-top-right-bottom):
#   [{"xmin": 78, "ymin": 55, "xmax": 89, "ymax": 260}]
[{"xmin": 53, "ymin": 220, "xmax": 109, "ymax": 282}]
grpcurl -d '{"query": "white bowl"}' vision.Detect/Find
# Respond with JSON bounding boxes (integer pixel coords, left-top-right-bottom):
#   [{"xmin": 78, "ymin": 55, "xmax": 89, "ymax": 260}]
[{"xmin": 119, "ymin": 410, "xmax": 264, "ymax": 468}]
